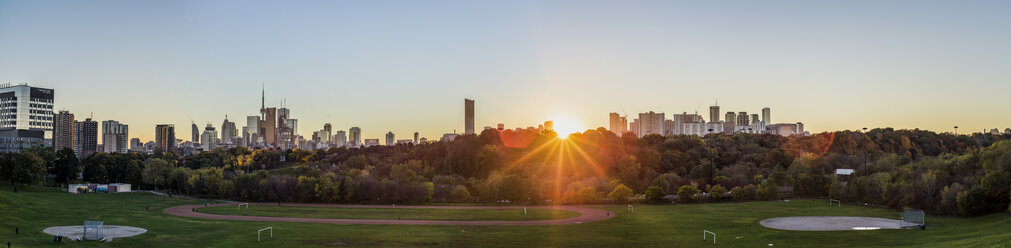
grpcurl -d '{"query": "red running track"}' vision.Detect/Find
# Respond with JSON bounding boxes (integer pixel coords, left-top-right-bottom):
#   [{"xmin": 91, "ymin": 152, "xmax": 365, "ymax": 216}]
[{"xmin": 164, "ymin": 203, "xmax": 614, "ymax": 226}]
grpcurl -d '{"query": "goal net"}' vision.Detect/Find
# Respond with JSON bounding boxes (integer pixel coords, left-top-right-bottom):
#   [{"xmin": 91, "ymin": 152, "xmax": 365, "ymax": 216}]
[
  {"xmin": 829, "ymin": 199, "xmax": 841, "ymax": 206},
  {"xmin": 258, "ymin": 227, "xmax": 273, "ymax": 242},
  {"xmin": 899, "ymin": 210, "xmax": 925, "ymax": 229},
  {"xmin": 83, "ymin": 221, "xmax": 104, "ymax": 240}
]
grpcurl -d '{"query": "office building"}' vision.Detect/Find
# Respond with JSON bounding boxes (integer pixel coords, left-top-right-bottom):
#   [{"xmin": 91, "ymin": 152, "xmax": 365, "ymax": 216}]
[
  {"xmin": 73, "ymin": 118, "xmax": 98, "ymax": 157},
  {"xmin": 762, "ymin": 107, "xmax": 771, "ymax": 124},
  {"xmin": 155, "ymin": 124, "xmax": 175, "ymax": 152},
  {"xmin": 101, "ymin": 120, "xmax": 128, "ymax": 153},
  {"xmin": 737, "ymin": 112, "xmax": 749, "ymax": 126},
  {"xmin": 130, "ymin": 138, "xmax": 142, "ymax": 152},
  {"xmin": 709, "ymin": 104, "xmax": 720, "ymax": 123},
  {"xmin": 363, "ymin": 138, "xmax": 379, "ymax": 147},
  {"xmin": 222, "ymin": 117, "xmax": 237, "ymax": 145},
  {"xmin": 414, "ymin": 132, "xmax": 419, "ymax": 144},
  {"xmin": 751, "ymin": 114, "xmax": 761, "ymax": 125},
  {"xmin": 0, "ymin": 84, "xmax": 55, "ymax": 153},
  {"xmin": 201, "ymin": 124, "xmax": 218, "ymax": 151},
  {"xmin": 724, "ymin": 112, "xmax": 737, "ymax": 134},
  {"xmin": 191, "ymin": 123, "xmax": 199, "ymax": 143},
  {"xmin": 349, "ymin": 127, "xmax": 361, "ymax": 147},
  {"xmin": 333, "ymin": 130, "xmax": 347, "ymax": 147},
  {"xmin": 54, "ymin": 111, "xmax": 74, "ymax": 151},
  {"xmin": 386, "ymin": 131, "xmax": 395, "ymax": 146},
  {"xmin": 465, "ymin": 99, "xmax": 474, "ymax": 135},
  {"xmin": 262, "ymin": 107, "xmax": 277, "ymax": 146},
  {"xmin": 246, "ymin": 116, "xmax": 260, "ymax": 146},
  {"xmin": 324, "ymin": 123, "xmax": 332, "ymax": 133}
]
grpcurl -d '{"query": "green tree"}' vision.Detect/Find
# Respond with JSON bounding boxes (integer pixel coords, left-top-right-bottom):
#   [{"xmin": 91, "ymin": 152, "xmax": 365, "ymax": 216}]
[
  {"xmin": 142, "ymin": 158, "xmax": 173, "ymax": 190},
  {"xmin": 645, "ymin": 186, "xmax": 666, "ymax": 202},
  {"xmin": 676, "ymin": 185, "xmax": 700, "ymax": 203},
  {"xmin": 758, "ymin": 180, "xmax": 778, "ymax": 200},
  {"xmin": 608, "ymin": 183, "xmax": 634, "ymax": 203},
  {"xmin": 52, "ymin": 148, "xmax": 80, "ymax": 187},
  {"xmin": 707, "ymin": 184, "xmax": 728, "ymax": 202}
]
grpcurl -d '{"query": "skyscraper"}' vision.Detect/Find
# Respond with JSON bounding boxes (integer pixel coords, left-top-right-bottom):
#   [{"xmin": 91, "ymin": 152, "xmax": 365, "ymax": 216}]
[
  {"xmin": 413, "ymin": 132, "xmax": 419, "ymax": 144},
  {"xmin": 386, "ymin": 131, "xmax": 395, "ymax": 146},
  {"xmin": 635, "ymin": 111, "xmax": 665, "ymax": 137},
  {"xmin": 246, "ymin": 116, "xmax": 260, "ymax": 146},
  {"xmin": 737, "ymin": 112, "xmax": 749, "ymax": 126},
  {"xmin": 751, "ymin": 114, "xmax": 760, "ymax": 125},
  {"xmin": 101, "ymin": 120, "xmax": 128, "ymax": 153},
  {"xmin": 609, "ymin": 113, "xmax": 628, "ymax": 136},
  {"xmin": 222, "ymin": 117, "xmax": 236, "ymax": 145},
  {"xmin": 333, "ymin": 130, "xmax": 347, "ymax": 147},
  {"xmin": 54, "ymin": 111, "xmax": 75, "ymax": 151},
  {"xmin": 709, "ymin": 104, "xmax": 721, "ymax": 123},
  {"xmin": 349, "ymin": 127, "xmax": 361, "ymax": 147},
  {"xmin": 0, "ymin": 84, "xmax": 54, "ymax": 153},
  {"xmin": 155, "ymin": 124, "xmax": 175, "ymax": 152},
  {"xmin": 724, "ymin": 112, "xmax": 737, "ymax": 133},
  {"xmin": 201, "ymin": 124, "xmax": 218, "ymax": 151},
  {"xmin": 762, "ymin": 107, "xmax": 771, "ymax": 124},
  {"xmin": 74, "ymin": 118, "xmax": 98, "ymax": 158},
  {"xmin": 262, "ymin": 107, "xmax": 277, "ymax": 146},
  {"xmin": 324, "ymin": 123, "xmax": 332, "ymax": 133},
  {"xmin": 464, "ymin": 99, "xmax": 474, "ymax": 135},
  {"xmin": 191, "ymin": 123, "xmax": 199, "ymax": 143}
]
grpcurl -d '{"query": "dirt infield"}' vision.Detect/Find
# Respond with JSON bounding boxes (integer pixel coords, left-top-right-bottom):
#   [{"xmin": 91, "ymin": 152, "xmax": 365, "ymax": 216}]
[
  {"xmin": 760, "ymin": 216, "xmax": 902, "ymax": 231},
  {"xmin": 164, "ymin": 203, "xmax": 613, "ymax": 226},
  {"xmin": 42, "ymin": 225, "xmax": 147, "ymax": 241}
]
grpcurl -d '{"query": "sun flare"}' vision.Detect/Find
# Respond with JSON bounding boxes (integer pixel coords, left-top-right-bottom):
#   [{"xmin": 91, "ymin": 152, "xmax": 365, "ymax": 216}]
[{"xmin": 551, "ymin": 115, "xmax": 583, "ymax": 139}]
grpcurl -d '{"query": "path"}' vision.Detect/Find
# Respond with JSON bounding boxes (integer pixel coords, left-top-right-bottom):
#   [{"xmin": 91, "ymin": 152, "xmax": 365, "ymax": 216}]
[{"xmin": 164, "ymin": 203, "xmax": 613, "ymax": 226}]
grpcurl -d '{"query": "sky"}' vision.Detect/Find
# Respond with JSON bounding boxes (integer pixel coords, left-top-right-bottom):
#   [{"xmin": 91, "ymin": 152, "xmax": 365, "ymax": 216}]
[{"xmin": 1, "ymin": 0, "xmax": 1009, "ymax": 142}]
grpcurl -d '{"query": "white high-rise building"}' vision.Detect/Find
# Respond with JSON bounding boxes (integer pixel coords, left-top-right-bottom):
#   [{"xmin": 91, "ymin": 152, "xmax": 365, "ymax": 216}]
[
  {"xmin": 386, "ymin": 131, "xmax": 395, "ymax": 146},
  {"xmin": 762, "ymin": 107, "xmax": 771, "ymax": 124},
  {"xmin": 634, "ymin": 111, "xmax": 665, "ymax": 137},
  {"xmin": 333, "ymin": 130, "xmax": 347, "ymax": 147},
  {"xmin": 101, "ymin": 120, "xmax": 128, "ymax": 153},
  {"xmin": 608, "ymin": 113, "xmax": 628, "ymax": 136},
  {"xmin": 201, "ymin": 124, "xmax": 218, "ymax": 151},
  {"xmin": 0, "ymin": 84, "xmax": 54, "ymax": 153}
]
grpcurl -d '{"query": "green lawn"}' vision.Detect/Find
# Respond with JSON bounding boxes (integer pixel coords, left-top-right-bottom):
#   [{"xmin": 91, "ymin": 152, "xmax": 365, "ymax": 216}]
[
  {"xmin": 198, "ymin": 205, "xmax": 580, "ymax": 221},
  {"xmin": 1, "ymin": 184, "xmax": 1010, "ymax": 247}
]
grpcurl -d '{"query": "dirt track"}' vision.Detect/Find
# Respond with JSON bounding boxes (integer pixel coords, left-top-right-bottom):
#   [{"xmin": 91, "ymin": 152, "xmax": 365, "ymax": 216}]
[{"xmin": 164, "ymin": 203, "xmax": 614, "ymax": 226}]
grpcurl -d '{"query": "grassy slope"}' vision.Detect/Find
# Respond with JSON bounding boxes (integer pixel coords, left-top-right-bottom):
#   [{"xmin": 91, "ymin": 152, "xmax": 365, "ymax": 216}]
[
  {"xmin": 1, "ymin": 185, "xmax": 1009, "ymax": 247},
  {"xmin": 198, "ymin": 205, "xmax": 580, "ymax": 221}
]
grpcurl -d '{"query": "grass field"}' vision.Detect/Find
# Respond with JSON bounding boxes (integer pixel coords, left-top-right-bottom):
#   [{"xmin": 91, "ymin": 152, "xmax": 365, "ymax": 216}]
[
  {"xmin": 198, "ymin": 205, "xmax": 581, "ymax": 221},
  {"xmin": 2, "ymin": 184, "xmax": 1010, "ymax": 247}
]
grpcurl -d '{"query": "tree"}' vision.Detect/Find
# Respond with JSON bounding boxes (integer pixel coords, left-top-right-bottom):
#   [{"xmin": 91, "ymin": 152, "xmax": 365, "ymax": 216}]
[
  {"xmin": 676, "ymin": 185, "xmax": 700, "ymax": 203},
  {"xmin": 731, "ymin": 185, "xmax": 758, "ymax": 201},
  {"xmin": 707, "ymin": 184, "xmax": 728, "ymax": 202},
  {"xmin": 9, "ymin": 152, "xmax": 45, "ymax": 185},
  {"xmin": 758, "ymin": 181, "xmax": 778, "ymax": 200},
  {"xmin": 142, "ymin": 159, "xmax": 173, "ymax": 190},
  {"xmin": 645, "ymin": 186, "xmax": 666, "ymax": 202},
  {"xmin": 608, "ymin": 183, "xmax": 634, "ymax": 203},
  {"xmin": 52, "ymin": 148, "xmax": 80, "ymax": 187}
]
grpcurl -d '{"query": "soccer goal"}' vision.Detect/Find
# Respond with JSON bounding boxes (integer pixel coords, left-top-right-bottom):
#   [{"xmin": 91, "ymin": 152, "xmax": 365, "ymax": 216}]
[
  {"xmin": 238, "ymin": 203, "xmax": 249, "ymax": 211},
  {"xmin": 628, "ymin": 204, "xmax": 634, "ymax": 214},
  {"xmin": 829, "ymin": 199, "xmax": 841, "ymax": 207},
  {"xmin": 703, "ymin": 230, "xmax": 716, "ymax": 245},
  {"xmin": 258, "ymin": 227, "xmax": 273, "ymax": 242},
  {"xmin": 899, "ymin": 210, "xmax": 925, "ymax": 229}
]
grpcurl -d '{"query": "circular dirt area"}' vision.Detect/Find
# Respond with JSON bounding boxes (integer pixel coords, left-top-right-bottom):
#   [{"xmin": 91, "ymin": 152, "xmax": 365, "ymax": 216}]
[
  {"xmin": 43, "ymin": 225, "xmax": 147, "ymax": 241},
  {"xmin": 760, "ymin": 216, "xmax": 901, "ymax": 231}
]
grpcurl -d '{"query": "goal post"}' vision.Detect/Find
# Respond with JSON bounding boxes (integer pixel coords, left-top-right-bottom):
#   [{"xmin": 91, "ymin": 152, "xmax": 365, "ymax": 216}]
[
  {"xmin": 238, "ymin": 203, "xmax": 249, "ymax": 211},
  {"xmin": 703, "ymin": 230, "xmax": 716, "ymax": 245},
  {"xmin": 829, "ymin": 199, "xmax": 841, "ymax": 207},
  {"xmin": 899, "ymin": 210, "xmax": 925, "ymax": 229},
  {"xmin": 258, "ymin": 227, "xmax": 273, "ymax": 242}
]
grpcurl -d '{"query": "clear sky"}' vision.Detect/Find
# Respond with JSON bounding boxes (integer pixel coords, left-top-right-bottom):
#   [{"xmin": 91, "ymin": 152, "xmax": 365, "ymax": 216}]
[{"xmin": 1, "ymin": 1, "xmax": 1009, "ymax": 142}]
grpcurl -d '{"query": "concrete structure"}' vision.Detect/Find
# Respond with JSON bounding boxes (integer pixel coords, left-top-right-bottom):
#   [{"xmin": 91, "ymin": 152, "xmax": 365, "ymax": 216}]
[
  {"xmin": 386, "ymin": 131, "xmax": 395, "ymax": 146},
  {"xmin": 155, "ymin": 124, "xmax": 175, "ymax": 152},
  {"xmin": 681, "ymin": 122, "xmax": 724, "ymax": 137},
  {"xmin": 709, "ymin": 104, "xmax": 720, "ymax": 123},
  {"xmin": 724, "ymin": 112, "xmax": 737, "ymax": 133},
  {"xmin": 54, "ymin": 110, "xmax": 74, "ymax": 151},
  {"xmin": 414, "ymin": 132, "xmax": 419, "ymax": 144},
  {"xmin": 101, "ymin": 120, "xmax": 128, "ymax": 153},
  {"xmin": 737, "ymin": 112, "xmax": 749, "ymax": 126},
  {"xmin": 766, "ymin": 123, "xmax": 805, "ymax": 136},
  {"xmin": 73, "ymin": 118, "xmax": 98, "ymax": 158},
  {"xmin": 465, "ymin": 99, "xmax": 475, "ymax": 135},
  {"xmin": 129, "ymin": 138, "xmax": 142, "ymax": 152}
]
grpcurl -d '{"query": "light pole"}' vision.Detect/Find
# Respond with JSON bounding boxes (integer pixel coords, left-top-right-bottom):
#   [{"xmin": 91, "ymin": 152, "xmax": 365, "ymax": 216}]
[{"xmin": 862, "ymin": 127, "xmax": 868, "ymax": 176}]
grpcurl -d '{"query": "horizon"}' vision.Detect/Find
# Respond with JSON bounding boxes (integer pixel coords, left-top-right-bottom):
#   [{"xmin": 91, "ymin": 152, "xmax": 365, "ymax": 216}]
[{"xmin": 2, "ymin": 1, "xmax": 1010, "ymax": 141}]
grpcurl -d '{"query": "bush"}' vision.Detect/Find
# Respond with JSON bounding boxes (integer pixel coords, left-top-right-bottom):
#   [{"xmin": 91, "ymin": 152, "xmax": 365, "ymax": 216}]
[
  {"xmin": 731, "ymin": 184, "xmax": 757, "ymax": 201},
  {"xmin": 608, "ymin": 184, "xmax": 634, "ymax": 203},
  {"xmin": 645, "ymin": 186, "xmax": 666, "ymax": 202},
  {"xmin": 676, "ymin": 185, "xmax": 700, "ymax": 203},
  {"xmin": 707, "ymin": 184, "xmax": 728, "ymax": 202}
]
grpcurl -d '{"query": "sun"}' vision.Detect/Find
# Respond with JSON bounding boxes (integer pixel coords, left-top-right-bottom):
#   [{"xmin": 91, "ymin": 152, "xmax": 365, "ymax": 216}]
[{"xmin": 551, "ymin": 115, "xmax": 583, "ymax": 139}]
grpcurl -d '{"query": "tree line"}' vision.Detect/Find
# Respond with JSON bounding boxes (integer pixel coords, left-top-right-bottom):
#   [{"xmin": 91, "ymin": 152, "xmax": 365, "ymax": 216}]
[{"xmin": 2, "ymin": 127, "xmax": 1009, "ymax": 216}]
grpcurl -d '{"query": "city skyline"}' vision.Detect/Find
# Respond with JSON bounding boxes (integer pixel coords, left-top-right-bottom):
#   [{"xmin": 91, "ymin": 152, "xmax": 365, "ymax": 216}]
[{"xmin": 3, "ymin": 1, "xmax": 1010, "ymax": 141}]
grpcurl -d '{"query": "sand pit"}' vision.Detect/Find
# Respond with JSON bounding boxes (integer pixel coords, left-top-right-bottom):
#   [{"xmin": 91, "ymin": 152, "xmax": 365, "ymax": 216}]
[
  {"xmin": 760, "ymin": 216, "xmax": 901, "ymax": 231},
  {"xmin": 43, "ymin": 225, "xmax": 147, "ymax": 241}
]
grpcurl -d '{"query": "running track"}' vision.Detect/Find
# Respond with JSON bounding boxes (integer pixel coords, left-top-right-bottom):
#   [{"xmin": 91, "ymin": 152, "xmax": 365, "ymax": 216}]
[{"xmin": 164, "ymin": 203, "xmax": 614, "ymax": 226}]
